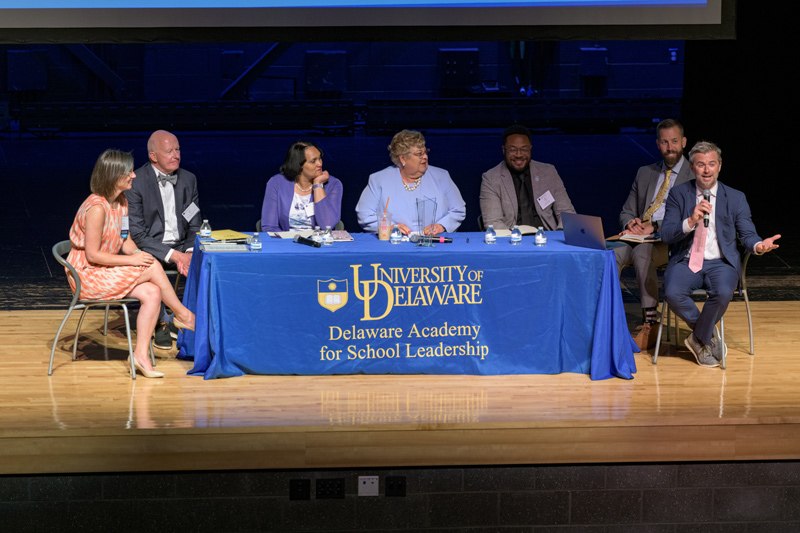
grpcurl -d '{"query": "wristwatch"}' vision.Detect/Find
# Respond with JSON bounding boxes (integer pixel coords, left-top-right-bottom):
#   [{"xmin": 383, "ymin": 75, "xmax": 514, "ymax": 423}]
[{"xmin": 312, "ymin": 184, "xmax": 325, "ymax": 190}]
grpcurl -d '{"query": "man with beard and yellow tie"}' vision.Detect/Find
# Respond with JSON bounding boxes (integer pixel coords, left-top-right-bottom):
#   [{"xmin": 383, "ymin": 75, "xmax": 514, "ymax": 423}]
[
  {"xmin": 661, "ymin": 141, "xmax": 780, "ymax": 367},
  {"xmin": 615, "ymin": 119, "xmax": 692, "ymax": 350}
]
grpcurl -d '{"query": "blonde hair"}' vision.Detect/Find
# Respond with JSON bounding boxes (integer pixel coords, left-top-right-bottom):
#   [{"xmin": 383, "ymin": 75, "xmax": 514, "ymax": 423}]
[
  {"xmin": 688, "ymin": 141, "xmax": 722, "ymax": 164},
  {"xmin": 388, "ymin": 130, "xmax": 426, "ymax": 166},
  {"xmin": 90, "ymin": 149, "xmax": 134, "ymax": 199}
]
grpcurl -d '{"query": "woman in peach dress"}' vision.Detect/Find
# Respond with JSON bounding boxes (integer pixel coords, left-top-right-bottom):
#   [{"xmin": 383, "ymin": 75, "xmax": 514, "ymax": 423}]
[{"xmin": 68, "ymin": 149, "xmax": 195, "ymax": 378}]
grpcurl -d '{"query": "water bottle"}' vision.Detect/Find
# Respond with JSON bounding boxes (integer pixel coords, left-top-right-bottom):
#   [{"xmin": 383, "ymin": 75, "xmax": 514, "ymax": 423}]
[
  {"xmin": 390, "ymin": 225, "xmax": 402, "ymax": 244},
  {"xmin": 535, "ymin": 227, "xmax": 547, "ymax": 247},
  {"xmin": 311, "ymin": 226, "xmax": 323, "ymax": 243},
  {"xmin": 199, "ymin": 219, "xmax": 212, "ymax": 238},
  {"xmin": 484, "ymin": 224, "xmax": 496, "ymax": 245},
  {"xmin": 249, "ymin": 233, "xmax": 262, "ymax": 252},
  {"xmin": 322, "ymin": 225, "xmax": 334, "ymax": 246},
  {"xmin": 510, "ymin": 225, "xmax": 522, "ymax": 245}
]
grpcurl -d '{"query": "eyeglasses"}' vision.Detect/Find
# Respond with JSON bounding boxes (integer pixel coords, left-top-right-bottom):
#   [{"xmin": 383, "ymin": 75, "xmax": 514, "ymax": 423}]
[
  {"xmin": 409, "ymin": 148, "xmax": 430, "ymax": 158},
  {"xmin": 505, "ymin": 146, "xmax": 531, "ymax": 155}
]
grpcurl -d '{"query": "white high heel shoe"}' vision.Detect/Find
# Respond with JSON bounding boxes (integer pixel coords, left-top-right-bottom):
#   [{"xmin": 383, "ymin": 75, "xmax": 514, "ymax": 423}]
[{"xmin": 128, "ymin": 357, "xmax": 165, "ymax": 378}]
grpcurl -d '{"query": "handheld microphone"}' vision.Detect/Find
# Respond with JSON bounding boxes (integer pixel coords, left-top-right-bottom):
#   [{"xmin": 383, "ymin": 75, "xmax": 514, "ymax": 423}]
[
  {"xmin": 293, "ymin": 234, "xmax": 321, "ymax": 248},
  {"xmin": 702, "ymin": 189, "xmax": 711, "ymax": 228},
  {"xmin": 410, "ymin": 234, "xmax": 453, "ymax": 243}
]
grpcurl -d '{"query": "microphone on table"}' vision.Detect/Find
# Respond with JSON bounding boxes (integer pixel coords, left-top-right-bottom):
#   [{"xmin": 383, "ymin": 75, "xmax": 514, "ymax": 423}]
[
  {"xmin": 702, "ymin": 189, "xmax": 711, "ymax": 228},
  {"xmin": 293, "ymin": 235, "xmax": 321, "ymax": 248},
  {"xmin": 410, "ymin": 234, "xmax": 453, "ymax": 243}
]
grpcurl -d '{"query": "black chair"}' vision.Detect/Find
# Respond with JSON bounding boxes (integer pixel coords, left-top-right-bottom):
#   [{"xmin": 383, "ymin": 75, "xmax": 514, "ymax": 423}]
[
  {"xmin": 49, "ymin": 240, "xmax": 155, "ymax": 379},
  {"xmin": 653, "ymin": 251, "xmax": 754, "ymax": 370}
]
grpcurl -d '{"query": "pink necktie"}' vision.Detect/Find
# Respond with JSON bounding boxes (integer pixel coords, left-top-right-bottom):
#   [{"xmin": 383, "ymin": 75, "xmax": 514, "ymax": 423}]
[{"xmin": 689, "ymin": 222, "xmax": 707, "ymax": 273}]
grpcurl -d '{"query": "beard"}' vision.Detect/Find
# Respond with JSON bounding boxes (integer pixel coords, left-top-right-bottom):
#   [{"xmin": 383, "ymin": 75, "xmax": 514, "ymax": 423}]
[
  {"xmin": 506, "ymin": 157, "xmax": 530, "ymax": 173},
  {"xmin": 663, "ymin": 151, "xmax": 682, "ymax": 167}
]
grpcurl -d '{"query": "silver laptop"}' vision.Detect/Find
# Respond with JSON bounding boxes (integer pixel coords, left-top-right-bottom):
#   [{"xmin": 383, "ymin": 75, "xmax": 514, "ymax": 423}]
[{"xmin": 562, "ymin": 212, "xmax": 609, "ymax": 250}]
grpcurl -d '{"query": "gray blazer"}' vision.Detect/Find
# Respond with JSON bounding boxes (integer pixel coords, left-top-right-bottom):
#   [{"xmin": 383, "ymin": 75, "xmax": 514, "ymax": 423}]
[
  {"xmin": 618, "ymin": 157, "xmax": 691, "ymax": 231},
  {"xmin": 479, "ymin": 160, "xmax": 575, "ymax": 231},
  {"xmin": 127, "ymin": 162, "xmax": 202, "ymax": 262}
]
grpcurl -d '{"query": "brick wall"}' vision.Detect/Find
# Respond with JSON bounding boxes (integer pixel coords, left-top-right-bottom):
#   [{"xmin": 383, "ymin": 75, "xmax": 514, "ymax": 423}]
[{"xmin": 3, "ymin": 461, "xmax": 799, "ymax": 531}]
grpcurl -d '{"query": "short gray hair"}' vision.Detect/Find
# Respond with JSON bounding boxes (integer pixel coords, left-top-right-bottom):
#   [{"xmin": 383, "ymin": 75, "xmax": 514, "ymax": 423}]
[
  {"xmin": 688, "ymin": 141, "xmax": 722, "ymax": 163},
  {"xmin": 388, "ymin": 130, "xmax": 426, "ymax": 167}
]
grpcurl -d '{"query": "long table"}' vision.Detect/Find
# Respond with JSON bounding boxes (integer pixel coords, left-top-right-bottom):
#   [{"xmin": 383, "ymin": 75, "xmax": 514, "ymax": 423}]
[{"xmin": 178, "ymin": 232, "xmax": 637, "ymax": 380}]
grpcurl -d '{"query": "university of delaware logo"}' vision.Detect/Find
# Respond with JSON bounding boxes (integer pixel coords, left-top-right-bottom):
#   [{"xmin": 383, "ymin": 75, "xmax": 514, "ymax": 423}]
[
  {"xmin": 352, "ymin": 264, "xmax": 394, "ymax": 321},
  {"xmin": 317, "ymin": 279, "xmax": 348, "ymax": 312}
]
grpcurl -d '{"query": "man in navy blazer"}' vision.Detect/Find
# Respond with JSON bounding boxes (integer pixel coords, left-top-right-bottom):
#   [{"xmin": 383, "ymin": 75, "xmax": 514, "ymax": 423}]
[
  {"xmin": 616, "ymin": 119, "xmax": 692, "ymax": 350},
  {"xmin": 128, "ymin": 130, "xmax": 202, "ymax": 348},
  {"xmin": 661, "ymin": 141, "xmax": 780, "ymax": 367}
]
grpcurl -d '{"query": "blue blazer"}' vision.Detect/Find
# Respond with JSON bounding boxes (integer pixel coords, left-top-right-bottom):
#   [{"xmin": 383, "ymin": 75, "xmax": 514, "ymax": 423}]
[
  {"xmin": 260, "ymin": 173, "xmax": 343, "ymax": 232},
  {"xmin": 660, "ymin": 180, "xmax": 761, "ymax": 275}
]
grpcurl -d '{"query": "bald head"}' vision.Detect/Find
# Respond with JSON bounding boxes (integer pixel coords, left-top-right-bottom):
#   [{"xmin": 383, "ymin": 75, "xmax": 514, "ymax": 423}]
[{"xmin": 147, "ymin": 130, "xmax": 181, "ymax": 175}]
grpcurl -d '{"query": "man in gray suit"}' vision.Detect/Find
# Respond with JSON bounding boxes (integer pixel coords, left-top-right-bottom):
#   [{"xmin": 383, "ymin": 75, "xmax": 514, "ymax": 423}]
[
  {"xmin": 615, "ymin": 119, "xmax": 691, "ymax": 350},
  {"xmin": 128, "ymin": 130, "xmax": 202, "ymax": 348},
  {"xmin": 480, "ymin": 124, "xmax": 575, "ymax": 231}
]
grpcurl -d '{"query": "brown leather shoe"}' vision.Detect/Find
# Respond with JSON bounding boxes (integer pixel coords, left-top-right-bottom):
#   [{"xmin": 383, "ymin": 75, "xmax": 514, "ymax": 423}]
[{"xmin": 633, "ymin": 322, "xmax": 660, "ymax": 351}]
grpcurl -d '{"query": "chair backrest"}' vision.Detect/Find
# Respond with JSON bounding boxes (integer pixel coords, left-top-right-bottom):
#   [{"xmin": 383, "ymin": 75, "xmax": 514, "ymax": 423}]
[
  {"xmin": 739, "ymin": 250, "xmax": 751, "ymax": 294},
  {"xmin": 52, "ymin": 240, "xmax": 82, "ymax": 307},
  {"xmin": 477, "ymin": 214, "xmax": 485, "ymax": 232},
  {"xmin": 256, "ymin": 219, "xmax": 262, "ymax": 232}
]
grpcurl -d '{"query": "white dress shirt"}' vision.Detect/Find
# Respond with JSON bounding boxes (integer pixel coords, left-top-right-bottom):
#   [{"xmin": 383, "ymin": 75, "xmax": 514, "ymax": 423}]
[
  {"xmin": 682, "ymin": 182, "xmax": 722, "ymax": 260},
  {"xmin": 155, "ymin": 170, "xmax": 179, "ymax": 262}
]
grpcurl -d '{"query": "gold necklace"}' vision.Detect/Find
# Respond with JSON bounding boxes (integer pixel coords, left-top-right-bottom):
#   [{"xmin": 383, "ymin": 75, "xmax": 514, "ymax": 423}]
[
  {"xmin": 403, "ymin": 177, "xmax": 422, "ymax": 191},
  {"xmin": 295, "ymin": 182, "xmax": 312, "ymax": 192}
]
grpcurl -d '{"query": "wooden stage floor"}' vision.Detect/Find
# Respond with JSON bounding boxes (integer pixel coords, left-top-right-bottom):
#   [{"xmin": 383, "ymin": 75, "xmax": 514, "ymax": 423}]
[{"xmin": 2, "ymin": 301, "xmax": 799, "ymax": 475}]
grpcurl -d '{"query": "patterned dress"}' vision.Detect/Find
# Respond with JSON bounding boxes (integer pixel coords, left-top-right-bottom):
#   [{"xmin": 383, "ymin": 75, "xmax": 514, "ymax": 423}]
[{"xmin": 67, "ymin": 194, "xmax": 146, "ymax": 300}]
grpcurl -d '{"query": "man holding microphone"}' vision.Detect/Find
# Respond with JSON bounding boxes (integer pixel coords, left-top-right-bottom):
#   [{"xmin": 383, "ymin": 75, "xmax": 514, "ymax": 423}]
[{"xmin": 661, "ymin": 141, "xmax": 780, "ymax": 367}]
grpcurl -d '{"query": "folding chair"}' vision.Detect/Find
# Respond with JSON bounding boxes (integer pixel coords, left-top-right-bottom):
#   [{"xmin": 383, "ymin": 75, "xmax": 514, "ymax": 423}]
[
  {"xmin": 49, "ymin": 240, "xmax": 155, "ymax": 379},
  {"xmin": 653, "ymin": 251, "xmax": 753, "ymax": 370}
]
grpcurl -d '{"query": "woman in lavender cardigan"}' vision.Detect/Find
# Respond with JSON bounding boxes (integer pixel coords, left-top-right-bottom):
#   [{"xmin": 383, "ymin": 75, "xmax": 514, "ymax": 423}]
[{"xmin": 260, "ymin": 140, "xmax": 343, "ymax": 232}]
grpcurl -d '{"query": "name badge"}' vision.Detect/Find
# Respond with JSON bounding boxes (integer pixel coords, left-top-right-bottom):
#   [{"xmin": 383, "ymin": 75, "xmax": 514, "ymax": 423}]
[
  {"xmin": 183, "ymin": 202, "xmax": 200, "ymax": 222},
  {"xmin": 121, "ymin": 216, "xmax": 129, "ymax": 239},
  {"xmin": 537, "ymin": 190, "xmax": 555, "ymax": 210},
  {"xmin": 304, "ymin": 202, "xmax": 315, "ymax": 218}
]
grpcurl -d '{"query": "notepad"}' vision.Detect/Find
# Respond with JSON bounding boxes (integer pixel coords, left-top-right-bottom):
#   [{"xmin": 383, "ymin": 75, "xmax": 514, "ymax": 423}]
[
  {"xmin": 207, "ymin": 229, "xmax": 250, "ymax": 241},
  {"xmin": 494, "ymin": 225, "xmax": 539, "ymax": 237}
]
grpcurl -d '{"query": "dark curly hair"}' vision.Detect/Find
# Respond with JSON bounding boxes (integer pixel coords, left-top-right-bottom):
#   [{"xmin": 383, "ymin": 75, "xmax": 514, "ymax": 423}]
[{"xmin": 501, "ymin": 124, "xmax": 532, "ymax": 145}]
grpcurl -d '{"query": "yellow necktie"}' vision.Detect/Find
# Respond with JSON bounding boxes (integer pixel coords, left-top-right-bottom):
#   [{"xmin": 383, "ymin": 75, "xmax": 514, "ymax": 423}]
[{"xmin": 642, "ymin": 169, "xmax": 672, "ymax": 223}]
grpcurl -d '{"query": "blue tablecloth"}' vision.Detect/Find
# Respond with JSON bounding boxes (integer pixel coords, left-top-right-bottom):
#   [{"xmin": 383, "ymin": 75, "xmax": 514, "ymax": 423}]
[{"xmin": 178, "ymin": 232, "xmax": 637, "ymax": 380}]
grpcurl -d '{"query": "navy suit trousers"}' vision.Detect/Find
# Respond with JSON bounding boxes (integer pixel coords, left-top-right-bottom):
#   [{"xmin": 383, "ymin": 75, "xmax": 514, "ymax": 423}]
[{"xmin": 664, "ymin": 258, "xmax": 739, "ymax": 345}]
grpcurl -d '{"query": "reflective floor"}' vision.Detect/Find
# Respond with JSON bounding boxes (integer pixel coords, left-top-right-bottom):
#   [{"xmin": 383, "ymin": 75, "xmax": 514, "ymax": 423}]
[{"xmin": 4, "ymin": 302, "xmax": 798, "ymax": 433}]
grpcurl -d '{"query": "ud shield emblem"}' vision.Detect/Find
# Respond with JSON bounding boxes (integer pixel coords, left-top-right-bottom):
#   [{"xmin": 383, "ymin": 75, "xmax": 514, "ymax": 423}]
[{"xmin": 317, "ymin": 279, "xmax": 348, "ymax": 312}]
